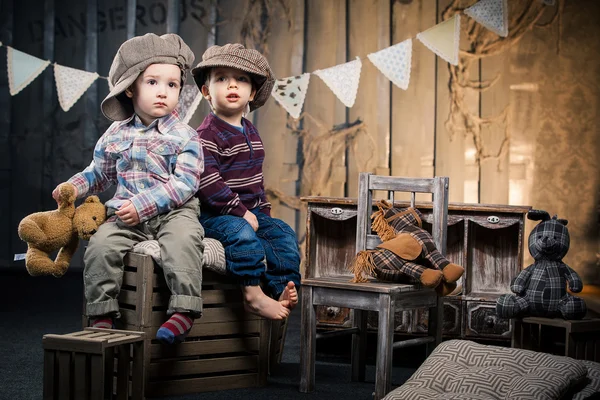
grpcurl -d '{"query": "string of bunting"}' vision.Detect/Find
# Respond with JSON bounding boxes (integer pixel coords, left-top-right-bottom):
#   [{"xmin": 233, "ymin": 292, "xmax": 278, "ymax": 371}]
[{"xmin": 1, "ymin": 0, "xmax": 520, "ymax": 119}]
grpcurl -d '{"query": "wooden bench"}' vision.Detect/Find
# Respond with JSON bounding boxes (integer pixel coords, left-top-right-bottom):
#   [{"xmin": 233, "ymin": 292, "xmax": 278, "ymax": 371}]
[
  {"xmin": 43, "ymin": 328, "xmax": 145, "ymax": 400},
  {"xmin": 82, "ymin": 250, "xmax": 287, "ymax": 397},
  {"xmin": 512, "ymin": 316, "xmax": 600, "ymax": 361}
]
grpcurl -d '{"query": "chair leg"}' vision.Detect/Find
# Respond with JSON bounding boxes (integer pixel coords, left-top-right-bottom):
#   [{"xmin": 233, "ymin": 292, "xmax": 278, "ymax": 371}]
[
  {"xmin": 299, "ymin": 285, "xmax": 316, "ymax": 393},
  {"xmin": 427, "ymin": 296, "xmax": 443, "ymax": 355},
  {"xmin": 351, "ymin": 309, "xmax": 367, "ymax": 382},
  {"xmin": 374, "ymin": 294, "xmax": 394, "ymax": 400}
]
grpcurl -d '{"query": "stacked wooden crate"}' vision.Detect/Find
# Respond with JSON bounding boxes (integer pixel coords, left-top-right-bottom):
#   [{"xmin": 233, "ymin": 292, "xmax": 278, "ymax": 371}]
[{"xmin": 84, "ymin": 252, "xmax": 276, "ymax": 397}]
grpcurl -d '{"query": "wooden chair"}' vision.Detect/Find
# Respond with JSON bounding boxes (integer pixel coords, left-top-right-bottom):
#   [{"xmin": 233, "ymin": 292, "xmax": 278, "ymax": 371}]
[{"xmin": 299, "ymin": 173, "xmax": 449, "ymax": 400}]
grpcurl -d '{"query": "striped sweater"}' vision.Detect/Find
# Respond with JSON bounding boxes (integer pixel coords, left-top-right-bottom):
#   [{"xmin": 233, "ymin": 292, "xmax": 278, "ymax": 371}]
[{"xmin": 196, "ymin": 113, "xmax": 271, "ymax": 217}]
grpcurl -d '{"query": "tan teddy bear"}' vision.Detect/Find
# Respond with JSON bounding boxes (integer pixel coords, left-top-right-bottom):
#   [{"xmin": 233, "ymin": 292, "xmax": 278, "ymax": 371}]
[{"xmin": 17, "ymin": 183, "xmax": 106, "ymax": 277}]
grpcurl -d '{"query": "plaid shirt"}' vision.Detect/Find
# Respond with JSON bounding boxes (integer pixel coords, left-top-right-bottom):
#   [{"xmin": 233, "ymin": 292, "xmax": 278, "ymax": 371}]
[{"xmin": 68, "ymin": 111, "xmax": 203, "ymax": 223}]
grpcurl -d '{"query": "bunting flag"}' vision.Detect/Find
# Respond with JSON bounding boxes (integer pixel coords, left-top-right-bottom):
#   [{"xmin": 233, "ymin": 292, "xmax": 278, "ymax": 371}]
[
  {"xmin": 54, "ymin": 64, "xmax": 99, "ymax": 112},
  {"xmin": 271, "ymin": 73, "xmax": 310, "ymax": 119},
  {"xmin": 7, "ymin": 46, "xmax": 51, "ymax": 96},
  {"xmin": 465, "ymin": 0, "xmax": 508, "ymax": 37},
  {"xmin": 416, "ymin": 14, "xmax": 461, "ymax": 66},
  {"xmin": 175, "ymin": 84, "xmax": 203, "ymax": 124},
  {"xmin": 367, "ymin": 39, "xmax": 412, "ymax": 90},
  {"xmin": 313, "ymin": 57, "xmax": 362, "ymax": 108}
]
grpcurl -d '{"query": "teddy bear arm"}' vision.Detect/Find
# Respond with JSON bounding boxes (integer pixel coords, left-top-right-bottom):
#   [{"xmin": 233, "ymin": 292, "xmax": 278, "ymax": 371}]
[
  {"xmin": 563, "ymin": 264, "xmax": 584, "ymax": 293},
  {"xmin": 511, "ymin": 267, "xmax": 532, "ymax": 295},
  {"xmin": 25, "ymin": 247, "xmax": 57, "ymax": 276},
  {"xmin": 53, "ymin": 233, "xmax": 80, "ymax": 276}
]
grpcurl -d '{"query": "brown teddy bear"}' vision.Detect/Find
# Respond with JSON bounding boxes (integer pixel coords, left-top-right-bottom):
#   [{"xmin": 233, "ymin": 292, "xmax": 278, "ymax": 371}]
[{"xmin": 17, "ymin": 183, "xmax": 106, "ymax": 277}]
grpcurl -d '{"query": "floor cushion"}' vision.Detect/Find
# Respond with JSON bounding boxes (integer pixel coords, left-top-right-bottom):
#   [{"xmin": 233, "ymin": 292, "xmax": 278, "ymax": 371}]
[{"xmin": 383, "ymin": 339, "xmax": 589, "ymax": 400}]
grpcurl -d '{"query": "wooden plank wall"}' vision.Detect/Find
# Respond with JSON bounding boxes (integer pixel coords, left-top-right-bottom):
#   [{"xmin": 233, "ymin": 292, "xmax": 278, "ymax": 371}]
[{"xmin": 4, "ymin": 0, "xmax": 599, "ymax": 282}]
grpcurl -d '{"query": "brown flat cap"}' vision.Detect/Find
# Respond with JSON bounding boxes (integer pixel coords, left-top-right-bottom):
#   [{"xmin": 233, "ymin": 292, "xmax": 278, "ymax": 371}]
[
  {"xmin": 101, "ymin": 33, "xmax": 195, "ymax": 121},
  {"xmin": 191, "ymin": 43, "xmax": 275, "ymax": 111}
]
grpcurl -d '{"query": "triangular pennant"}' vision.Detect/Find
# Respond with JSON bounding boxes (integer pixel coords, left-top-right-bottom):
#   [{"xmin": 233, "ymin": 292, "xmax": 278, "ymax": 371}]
[
  {"xmin": 367, "ymin": 39, "xmax": 412, "ymax": 90},
  {"xmin": 416, "ymin": 14, "xmax": 461, "ymax": 66},
  {"xmin": 175, "ymin": 84, "xmax": 203, "ymax": 124},
  {"xmin": 7, "ymin": 47, "xmax": 51, "ymax": 96},
  {"xmin": 271, "ymin": 73, "xmax": 310, "ymax": 119},
  {"xmin": 54, "ymin": 64, "xmax": 99, "ymax": 112},
  {"xmin": 313, "ymin": 57, "xmax": 362, "ymax": 108},
  {"xmin": 464, "ymin": 0, "xmax": 508, "ymax": 37}
]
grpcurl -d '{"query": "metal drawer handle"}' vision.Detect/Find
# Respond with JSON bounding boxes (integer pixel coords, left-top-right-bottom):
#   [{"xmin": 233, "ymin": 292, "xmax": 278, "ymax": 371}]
[
  {"xmin": 487, "ymin": 216, "xmax": 500, "ymax": 224},
  {"xmin": 331, "ymin": 207, "xmax": 343, "ymax": 215}
]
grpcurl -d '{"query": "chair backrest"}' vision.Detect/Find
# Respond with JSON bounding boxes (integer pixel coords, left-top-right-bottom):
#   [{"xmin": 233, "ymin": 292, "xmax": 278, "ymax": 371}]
[{"xmin": 356, "ymin": 173, "xmax": 449, "ymax": 256}]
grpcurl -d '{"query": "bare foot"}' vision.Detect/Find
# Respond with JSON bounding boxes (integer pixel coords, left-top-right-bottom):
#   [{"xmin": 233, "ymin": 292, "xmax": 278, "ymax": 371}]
[
  {"xmin": 279, "ymin": 281, "xmax": 298, "ymax": 310},
  {"xmin": 242, "ymin": 286, "xmax": 290, "ymax": 320}
]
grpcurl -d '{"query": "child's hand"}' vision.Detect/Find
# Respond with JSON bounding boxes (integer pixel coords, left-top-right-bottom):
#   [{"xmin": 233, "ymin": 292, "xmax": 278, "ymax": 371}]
[
  {"xmin": 115, "ymin": 201, "xmax": 140, "ymax": 226},
  {"xmin": 243, "ymin": 210, "xmax": 259, "ymax": 232},
  {"xmin": 52, "ymin": 183, "xmax": 77, "ymax": 204}
]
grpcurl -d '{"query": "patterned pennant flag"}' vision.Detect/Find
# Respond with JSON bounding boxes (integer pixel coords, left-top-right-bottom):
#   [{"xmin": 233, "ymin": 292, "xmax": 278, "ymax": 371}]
[
  {"xmin": 313, "ymin": 57, "xmax": 362, "ymax": 108},
  {"xmin": 367, "ymin": 39, "xmax": 412, "ymax": 90},
  {"xmin": 271, "ymin": 73, "xmax": 310, "ymax": 119},
  {"xmin": 54, "ymin": 64, "xmax": 99, "ymax": 112},
  {"xmin": 465, "ymin": 0, "xmax": 508, "ymax": 37},
  {"xmin": 175, "ymin": 84, "xmax": 203, "ymax": 124},
  {"xmin": 7, "ymin": 46, "xmax": 51, "ymax": 96},
  {"xmin": 416, "ymin": 14, "xmax": 461, "ymax": 66}
]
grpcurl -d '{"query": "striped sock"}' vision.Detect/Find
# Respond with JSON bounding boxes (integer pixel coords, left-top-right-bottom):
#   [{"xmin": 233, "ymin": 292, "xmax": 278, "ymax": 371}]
[
  {"xmin": 156, "ymin": 313, "xmax": 194, "ymax": 344},
  {"xmin": 91, "ymin": 317, "xmax": 113, "ymax": 329}
]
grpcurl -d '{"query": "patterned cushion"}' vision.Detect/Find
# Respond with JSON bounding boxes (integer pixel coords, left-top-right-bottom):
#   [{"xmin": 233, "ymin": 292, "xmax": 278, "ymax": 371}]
[
  {"xmin": 132, "ymin": 238, "xmax": 226, "ymax": 275},
  {"xmin": 573, "ymin": 360, "xmax": 600, "ymax": 400},
  {"xmin": 383, "ymin": 340, "xmax": 588, "ymax": 400}
]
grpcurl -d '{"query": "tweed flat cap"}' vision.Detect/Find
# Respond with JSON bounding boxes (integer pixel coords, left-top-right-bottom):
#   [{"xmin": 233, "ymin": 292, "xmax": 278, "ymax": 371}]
[
  {"xmin": 101, "ymin": 33, "xmax": 195, "ymax": 121},
  {"xmin": 191, "ymin": 43, "xmax": 275, "ymax": 111}
]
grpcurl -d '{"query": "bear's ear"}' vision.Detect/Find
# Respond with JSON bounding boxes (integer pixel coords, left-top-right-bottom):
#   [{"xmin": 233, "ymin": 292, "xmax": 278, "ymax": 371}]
[
  {"xmin": 84, "ymin": 196, "xmax": 101, "ymax": 204},
  {"xmin": 527, "ymin": 209, "xmax": 550, "ymax": 221},
  {"xmin": 557, "ymin": 218, "xmax": 568, "ymax": 226}
]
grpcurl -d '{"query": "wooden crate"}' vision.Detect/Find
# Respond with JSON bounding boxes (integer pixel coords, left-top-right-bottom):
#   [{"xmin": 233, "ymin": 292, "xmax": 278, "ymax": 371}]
[
  {"xmin": 83, "ymin": 252, "xmax": 280, "ymax": 398},
  {"xmin": 512, "ymin": 316, "xmax": 600, "ymax": 361},
  {"xmin": 43, "ymin": 328, "xmax": 145, "ymax": 400}
]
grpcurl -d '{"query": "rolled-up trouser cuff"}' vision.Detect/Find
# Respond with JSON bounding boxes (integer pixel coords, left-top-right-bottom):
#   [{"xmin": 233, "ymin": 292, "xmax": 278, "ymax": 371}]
[
  {"xmin": 168, "ymin": 295, "xmax": 203, "ymax": 318},
  {"xmin": 86, "ymin": 299, "xmax": 120, "ymax": 318},
  {"xmin": 242, "ymin": 278, "xmax": 262, "ymax": 287}
]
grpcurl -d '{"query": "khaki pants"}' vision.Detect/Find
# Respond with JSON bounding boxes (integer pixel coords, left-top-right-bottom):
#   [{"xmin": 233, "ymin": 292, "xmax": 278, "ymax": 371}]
[{"xmin": 84, "ymin": 198, "xmax": 205, "ymax": 318}]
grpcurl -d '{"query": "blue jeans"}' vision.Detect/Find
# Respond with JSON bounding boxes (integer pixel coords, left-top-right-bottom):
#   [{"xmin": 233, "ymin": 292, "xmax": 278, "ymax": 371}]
[{"xmin": 199, "ymin": 208, "xmax": 301, "ymax": 299}]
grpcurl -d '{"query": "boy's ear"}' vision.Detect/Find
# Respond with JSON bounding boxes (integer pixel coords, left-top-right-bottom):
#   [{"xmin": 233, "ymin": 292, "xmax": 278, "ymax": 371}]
[
  {"xmin": 249, "ymin": 88, "xmax": 256, "ymax": 102},
  {"xmin": 201, "ymin": 85, "xmax": 211, "ymax": 100},
  {"xmin": 125, "ymin": 86, "xmax": 134, "ymax": 98}
]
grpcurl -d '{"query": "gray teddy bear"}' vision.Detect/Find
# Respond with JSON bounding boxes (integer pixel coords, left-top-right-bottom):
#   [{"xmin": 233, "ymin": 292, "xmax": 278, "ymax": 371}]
[{"xmin": 496, "ymin": 209, "xmax": 587, "ymax": 320}]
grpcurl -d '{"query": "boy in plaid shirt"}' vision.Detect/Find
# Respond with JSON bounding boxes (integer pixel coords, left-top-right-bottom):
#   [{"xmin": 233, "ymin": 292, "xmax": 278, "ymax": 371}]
[{"xmin": 53, "ymin": 33, "xmax": 205, "ymax": 344}]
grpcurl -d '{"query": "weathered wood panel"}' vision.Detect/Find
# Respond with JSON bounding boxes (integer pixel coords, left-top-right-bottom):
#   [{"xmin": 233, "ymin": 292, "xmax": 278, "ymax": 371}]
[
  {"xmin": 347, "ymin": 0, "xmax": 390, "ymax": 197},
  {"xmin": 302, "ymin": 0, "xmax": 347, "ymax": 198},
  {"xmin": 11, "ymin": 0, "xmax": 47, "ymax": 263},
  {"xmin": 434, "ymin": 0, "xmax": 465, "ymax": 203},
  {"xmin": 391, "ymin": 0, "xmax": 436, "ymax": 202},
  {"xmin": 480, "ymin": 50, "xmax": 509, "ymax": 204},
  {"xmin": 255, "ymin": 0, "xmax": 303, "ymax": 224}
]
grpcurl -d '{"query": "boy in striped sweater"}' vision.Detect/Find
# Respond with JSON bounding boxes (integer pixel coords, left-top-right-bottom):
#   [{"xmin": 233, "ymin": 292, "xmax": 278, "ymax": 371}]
[{"xmin": 192, "ymin": 44, "xmax": 301, "ymax": 320}]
